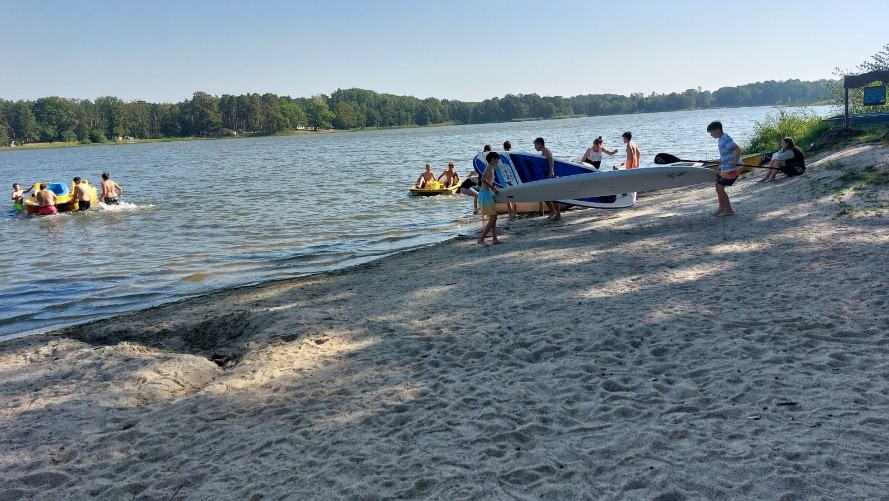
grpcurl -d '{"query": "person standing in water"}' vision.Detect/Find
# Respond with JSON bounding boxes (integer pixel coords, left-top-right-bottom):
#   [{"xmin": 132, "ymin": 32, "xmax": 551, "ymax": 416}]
[
  {"xmin": 11, "ymin": 183, "xmax": 34, "ymax": 211},
  {"xmin": 72, "ymin": 177, "xmax": 92, "ymax": 211},
  {"xmin": 581, "ymin": 136, "xmax": 618, "ymax": 169},
  {"xmin": 621, "ymin": 131, "xmax": 640, "ymax": 169},
  {"xmin": 99, "ymin": 172, "xmax": 123, "ymax": 204},
  {"xmin": 36, "ymin": 184, "xmax": 58, "ymax": 215}
]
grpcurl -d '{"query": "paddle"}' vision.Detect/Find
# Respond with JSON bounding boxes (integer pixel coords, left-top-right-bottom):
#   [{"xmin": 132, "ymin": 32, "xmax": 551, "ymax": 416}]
[{"xmin": 654, "ymin": 153, "xmax": 778, "ymax": 170}]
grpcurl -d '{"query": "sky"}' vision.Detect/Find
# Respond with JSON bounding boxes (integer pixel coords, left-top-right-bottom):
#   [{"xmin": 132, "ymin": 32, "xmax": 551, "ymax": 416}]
[{"xmin": 1, "ymin": 0, "xmax": 887, "ymax": 104}]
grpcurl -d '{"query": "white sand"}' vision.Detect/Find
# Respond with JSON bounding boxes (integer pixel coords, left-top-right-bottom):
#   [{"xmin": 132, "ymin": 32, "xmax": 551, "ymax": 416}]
[{"xmin": 2, "ymin": 144, "xmax": 888, "ymax": 499}]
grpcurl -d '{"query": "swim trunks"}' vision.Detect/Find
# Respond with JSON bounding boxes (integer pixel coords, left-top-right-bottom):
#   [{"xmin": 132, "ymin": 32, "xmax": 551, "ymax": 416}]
[
  {"xmin": 103, "ymin": 197, "xmax": 119, "ymax": 205},
  {"xmin": 717, "ymin": 169, "xmax": 740, "ymax": 187},
  {"xmin": 14, "ymin": 202, "xmax": 23, "ymax": 211},
  {"xmin": 478, "ymin": 188, "xmax": 497, "ymax": 216},
  {"xmin": 38, "ymin": 206, "xmax": 58, "ymax": 216},
  {"xmin": 78, "ymin": 200, "xmax": 91, "ymax": 211}
]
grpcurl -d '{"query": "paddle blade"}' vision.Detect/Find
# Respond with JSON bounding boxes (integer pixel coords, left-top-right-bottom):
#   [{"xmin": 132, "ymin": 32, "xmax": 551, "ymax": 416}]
[{"xmin": 654, "ymin": 153, "xmax": 682, "ymax": 164}]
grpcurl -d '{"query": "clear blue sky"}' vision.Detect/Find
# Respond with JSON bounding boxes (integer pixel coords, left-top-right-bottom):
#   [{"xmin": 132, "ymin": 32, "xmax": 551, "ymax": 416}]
[{"xmin": 2, "ymin": 0, "xmax": 886, "ymax": 103}]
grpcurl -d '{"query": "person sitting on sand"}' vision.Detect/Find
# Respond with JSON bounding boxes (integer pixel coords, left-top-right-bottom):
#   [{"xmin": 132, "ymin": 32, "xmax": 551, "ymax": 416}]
[
  {"xmin": 36, "ymin": 184, "xmax": 58, "ymax": 216},
  {"xmin": 72, "ymin": 177, "xmax": 92, "ymax": 211},
  {"xmin": 437, "ymin": 162, "xmax": 461, "ymax": 188},
  {"xmin": 415, "ymin": 164, "xmax": 436, "ymax": 188},
  {"xmin": 99, "ymin": 171, "xmax": 122, "ymax": 204},
  {"xmin": 11, "ymin": 183, "xmax": 34, "ymax": 211},
  {"xmin": 759, "ymin": 137, "xmax": 806, "ymax": 183}
]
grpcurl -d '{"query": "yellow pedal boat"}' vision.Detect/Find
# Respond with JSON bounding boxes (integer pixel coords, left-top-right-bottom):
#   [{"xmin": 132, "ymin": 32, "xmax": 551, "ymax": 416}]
[
  {"xmin": 409, "ymin": 180, "xmax": 460, "ymax": 196},
  {"xmin": 24, "ymin": 180, "xmax": 98, "ymax": 214}
]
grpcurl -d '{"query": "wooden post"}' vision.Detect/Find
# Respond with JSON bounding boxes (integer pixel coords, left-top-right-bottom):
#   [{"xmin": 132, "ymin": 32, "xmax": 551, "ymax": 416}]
[{"xmin": 844, "ymin": 87, "xmax": 849, "ymax": 128}]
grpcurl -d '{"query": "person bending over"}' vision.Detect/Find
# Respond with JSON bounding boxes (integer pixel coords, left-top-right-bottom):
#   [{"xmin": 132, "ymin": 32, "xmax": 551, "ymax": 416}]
[{"xmin": 581, "ymin": 136, "xmax": 618, "ymax": 169}]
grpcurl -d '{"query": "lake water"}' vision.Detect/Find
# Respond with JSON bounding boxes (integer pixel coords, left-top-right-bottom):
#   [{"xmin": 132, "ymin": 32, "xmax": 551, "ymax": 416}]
[{"xmin": 0, "ymin": 105, "xmax": 835, "ymax": 339}]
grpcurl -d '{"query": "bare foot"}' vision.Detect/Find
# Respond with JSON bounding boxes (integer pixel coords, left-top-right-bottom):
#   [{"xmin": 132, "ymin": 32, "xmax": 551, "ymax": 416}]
[
  {"xmin": 552, "ymin": 216, "xmax": 561, "ymax": 221},
  {"xmin": 712, "ymin": 209, "xmax": 726, "ymax": 216},
  {"xmin": 717, "ymin": 211, "xmax": 735, "ymax": 217},
  {"xmin": 476, "ymin": 239, "xmax": 488, "ymax": 246},
  {"xmin": 492, "ymin": 239, "xmax": 504, "ymax": 245}
]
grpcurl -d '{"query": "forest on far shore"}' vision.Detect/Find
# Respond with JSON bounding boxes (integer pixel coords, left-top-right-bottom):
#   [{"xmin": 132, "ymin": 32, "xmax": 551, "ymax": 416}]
[{"xmin": 0, "ymin": 79, "xmax": 833, "ymax": 146}]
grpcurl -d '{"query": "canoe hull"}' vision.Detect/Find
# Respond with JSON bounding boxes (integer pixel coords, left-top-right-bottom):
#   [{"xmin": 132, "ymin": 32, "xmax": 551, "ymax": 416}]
[{"xmin": 474, "ymin": 151, "xmax": 636, "ymax": 209}]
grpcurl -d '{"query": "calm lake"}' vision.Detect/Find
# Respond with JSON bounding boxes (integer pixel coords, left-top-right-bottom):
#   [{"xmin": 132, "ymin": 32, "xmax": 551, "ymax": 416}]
[{"xmin": 0, "ymin": 105, "xmax": 834, "ymax": 339}]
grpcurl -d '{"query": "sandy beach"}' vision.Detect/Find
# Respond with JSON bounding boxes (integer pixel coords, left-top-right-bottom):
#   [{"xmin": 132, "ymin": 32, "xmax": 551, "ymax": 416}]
[{"xmin": 2, "ymin": 143, "xmax": 887, "ymax": 499}]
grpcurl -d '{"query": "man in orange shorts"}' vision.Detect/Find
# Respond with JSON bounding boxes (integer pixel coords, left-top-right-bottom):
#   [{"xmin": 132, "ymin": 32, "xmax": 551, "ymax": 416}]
[{"xmin": 707, "ymin": 121, "xmax": 742, "ymax": 216}]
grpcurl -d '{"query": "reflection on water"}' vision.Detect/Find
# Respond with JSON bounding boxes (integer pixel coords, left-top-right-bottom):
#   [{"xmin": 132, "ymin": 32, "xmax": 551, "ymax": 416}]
[{"xmin": 0, "ymin": 105, "xmax": 835, "ymax": 339}]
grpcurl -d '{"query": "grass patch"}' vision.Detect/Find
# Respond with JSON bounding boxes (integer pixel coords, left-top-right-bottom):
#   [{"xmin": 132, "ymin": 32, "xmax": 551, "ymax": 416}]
[
  {"xmin": 826, "ymin": 165, "xmax": 889, "ymax": 216},
  {"xmin": 836, "ymin": 165, "xmax": 889, "ymax": 186},
  {"xmin": 745, "ymin": 108, "xmax": 831, "ymax": 153}
]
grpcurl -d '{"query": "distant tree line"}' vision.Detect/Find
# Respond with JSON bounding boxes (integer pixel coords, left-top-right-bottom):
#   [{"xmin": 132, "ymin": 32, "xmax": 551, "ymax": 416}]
[{"xmin": 0, "ymin": 79, "xmax": 833, "ymax": 146}]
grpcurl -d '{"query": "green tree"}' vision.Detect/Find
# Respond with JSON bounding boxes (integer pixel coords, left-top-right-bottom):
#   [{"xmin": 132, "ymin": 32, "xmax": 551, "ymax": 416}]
[
  {"xmin": 831, "ymin": 43, "xmax": 889, "ymax": 115},
  {"xmin": 188, "ymin": 92, "xmax": 223, "ymax": 136},
  {"xmin": 33, "ymin": 96, "xmax": 77, "ymax": 142},
  {"xmin": 125, "ymin": 101, "xmax": 150, "ymax": 139},
  {"xmin": 306, "ymin": 95, "xmax": 334, "ymax": 129},
  {"xmin": 156, "ymin": 103, "xmax": 182, "ymax": 137},
  {"xmin": 10, "ymin": 101, "xmax": 38, "ymax": 143},
  {"xmin": 95, "ymin": 96, "xmax": 126, "ymax": 139},
  {"xmin": 333, "ymin": 101, "xmax": 365, "ymax": 129},
  {"xmin": 219, "ymin": 94, "xmax": 240, "ymax": 131},
  {"xmin": 279, "ymin": 99, "xmax": 307, "ymax": 129},
  {"xmin": 238, "ymin": 93, "xmax": 262, "ymax": 132}
]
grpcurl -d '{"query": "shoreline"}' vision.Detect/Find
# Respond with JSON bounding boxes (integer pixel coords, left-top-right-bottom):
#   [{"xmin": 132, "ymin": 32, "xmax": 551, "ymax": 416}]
[{"xmin": 1, "ymin": 143, "xmax": 887, "ymax": 498}]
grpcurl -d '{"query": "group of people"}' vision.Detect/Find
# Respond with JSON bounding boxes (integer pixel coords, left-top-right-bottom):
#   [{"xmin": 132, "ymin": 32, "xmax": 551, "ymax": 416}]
[
  {"xmin": 460, "ymin": 134, "xmax": 640, "ymax": 245},
  {"xmin": 581, "ymin": 131, "xmax": 640, "ymax": 170},
  {"xmin": 11, "ymin": 172, "xmax": 123, "ymax": 215},
  {"xmin": 415, "ymin": 124, "xmax": 804, "ymax": 246},
  {"xmin": 414, "ymin": 163, "xmax": 461, "ymax": 189}
]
